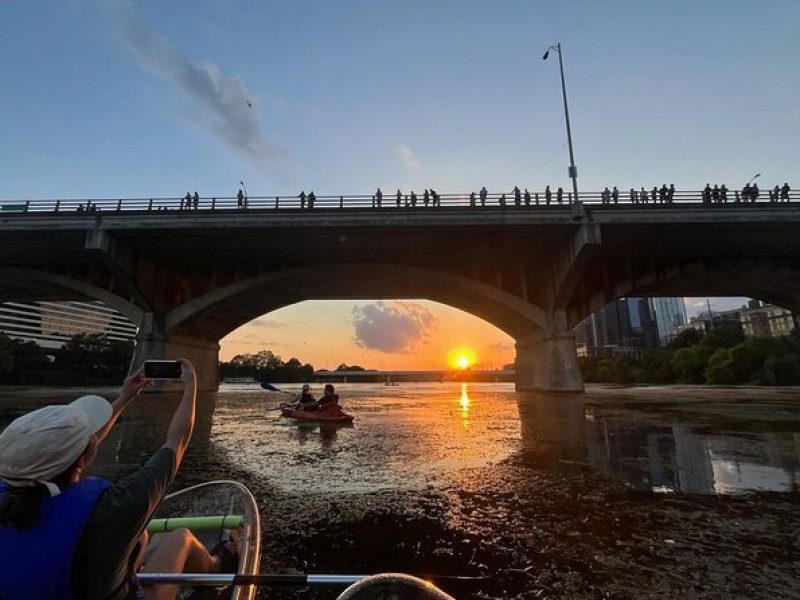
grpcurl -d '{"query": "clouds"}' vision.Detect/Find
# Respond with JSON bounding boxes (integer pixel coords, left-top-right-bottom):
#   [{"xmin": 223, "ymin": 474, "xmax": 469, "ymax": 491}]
[
  {"xmin": 247, "ymin": 317, "xmax": 284, "ymax": 329},
  {"xmin": 97, "ymin": 0, "xmax": 278, "ymax": 165},
  {"xmin": 352, "ymin": 301, "xmax": 437, "ymax": 353},
  {"xmin": 396, "ymin": 144, "xmax": 420, "ymax": 170}
]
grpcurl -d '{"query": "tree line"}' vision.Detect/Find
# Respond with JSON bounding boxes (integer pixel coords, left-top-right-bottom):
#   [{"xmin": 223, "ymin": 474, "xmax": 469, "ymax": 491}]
[
  {"xmin": 0, "ymin": 333, "xmax": 134, "ymax": 385},
  {"xmin": 580, "ymin": 324, "xmax": 800, "ymax": 385},
  {"xmin": 219, "ymin": 351, "xmax": 368, "ymax": 382}
]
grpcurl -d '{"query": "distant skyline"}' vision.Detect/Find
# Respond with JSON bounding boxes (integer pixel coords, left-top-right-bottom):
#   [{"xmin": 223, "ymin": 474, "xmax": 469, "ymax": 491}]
[{"xmin": 3, "ymin": 1, "xmax": 797, "ymax": 368}]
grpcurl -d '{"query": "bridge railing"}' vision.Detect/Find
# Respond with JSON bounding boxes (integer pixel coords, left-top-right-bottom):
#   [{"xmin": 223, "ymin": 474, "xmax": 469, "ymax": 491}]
[{"xmin": 1, "ymin": 188, "xmax": 796, "ymax": 215}]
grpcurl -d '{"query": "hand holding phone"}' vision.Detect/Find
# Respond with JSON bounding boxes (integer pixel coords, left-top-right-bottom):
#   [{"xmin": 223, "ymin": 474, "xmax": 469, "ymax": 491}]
[{"xmin": 144, "ymin": 360, "xmax": 183, "ymax": 379}]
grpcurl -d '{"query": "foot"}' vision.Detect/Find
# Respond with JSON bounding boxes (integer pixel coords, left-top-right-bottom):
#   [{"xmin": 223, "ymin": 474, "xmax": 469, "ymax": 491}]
[{"xmin": 210, "ymin": 539, "xmax": 239, "ymax": 573}]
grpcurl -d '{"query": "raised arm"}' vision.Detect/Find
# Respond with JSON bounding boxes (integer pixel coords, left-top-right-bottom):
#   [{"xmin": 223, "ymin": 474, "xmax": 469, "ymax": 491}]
[
  {"xmin": 94, "ymin": 369, "xmax": 152, "ymax": 446},
  {"xmin": 164, "ymin": 359, "xmax": 197, "ymax": 469}
]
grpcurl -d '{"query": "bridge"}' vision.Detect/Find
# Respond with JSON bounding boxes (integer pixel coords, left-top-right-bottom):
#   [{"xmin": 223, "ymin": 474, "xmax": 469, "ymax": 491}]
[{"xmin": 2, "ymin": 189, "xmax": 798, "ymax": 392}]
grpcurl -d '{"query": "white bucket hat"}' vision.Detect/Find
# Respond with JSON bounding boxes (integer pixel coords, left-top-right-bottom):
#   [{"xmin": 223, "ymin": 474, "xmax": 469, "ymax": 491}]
[{"xmin": 0, "ymin": 395, "xmax": 112, "ymax": 496}]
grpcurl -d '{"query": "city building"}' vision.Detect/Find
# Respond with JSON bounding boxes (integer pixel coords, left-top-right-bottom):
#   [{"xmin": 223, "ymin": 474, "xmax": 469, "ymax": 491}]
[
  {"xmin": 574, "ymin": 297, "xmax": 682, "ymax": 356},
  {"xmin": 0, "ymin": 301, "xmax": 138, "ymax": 350},
  {"xmin": 675, "ymin": 306, "xmax": 744, "ymax": 336},
  {"xmin": 740, "ymin": 300, "xmax": 798, "ymax": 338},
  {"xmin": 648, "ymin": 297, "xmax": 687, "ymax": 346}
]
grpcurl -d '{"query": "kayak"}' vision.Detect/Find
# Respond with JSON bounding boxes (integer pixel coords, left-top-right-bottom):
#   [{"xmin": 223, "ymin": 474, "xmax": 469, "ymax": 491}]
[
  {"xmin": 280, "ymin": 403, "xmax": 355, "ymax": 424},
  {"xmin": 138, "ymin": 481, "xmax": 262, "ymax": 600}
]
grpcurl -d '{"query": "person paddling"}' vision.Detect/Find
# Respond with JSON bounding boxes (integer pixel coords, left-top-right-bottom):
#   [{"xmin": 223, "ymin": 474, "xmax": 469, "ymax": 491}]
[
  {"xmin": 318, "ymin": 383, "xmax": 340, "ymax": 409},
  {"xmin": 296, "ymin": 383, "xmax": 319, "ymax": 411},
  {"xmin": 0, "ymin": 359, "xmax": 237, "ymax": 600}
]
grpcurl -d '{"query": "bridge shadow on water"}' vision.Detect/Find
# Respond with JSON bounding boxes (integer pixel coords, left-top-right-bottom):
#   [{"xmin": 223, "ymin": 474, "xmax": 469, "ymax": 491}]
[{"xmin": 515, "ymin": 389, "xmax": 800, "ymax": 495}]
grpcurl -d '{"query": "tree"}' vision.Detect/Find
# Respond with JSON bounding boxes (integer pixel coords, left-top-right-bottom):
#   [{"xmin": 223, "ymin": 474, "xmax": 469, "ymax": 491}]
[
  {"xmin": 668, "ymin": 328, "xmax": 703, "ymax": 350},
  {"xmin": 672, "ymin": 346, "xmax": 713, "ymax": 384}
]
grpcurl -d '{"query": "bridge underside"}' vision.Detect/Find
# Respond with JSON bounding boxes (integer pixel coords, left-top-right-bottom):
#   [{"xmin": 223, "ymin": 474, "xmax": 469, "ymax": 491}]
[{"xmin": 3, "ymin": 204, "xmax": 800, "ymax": 393}]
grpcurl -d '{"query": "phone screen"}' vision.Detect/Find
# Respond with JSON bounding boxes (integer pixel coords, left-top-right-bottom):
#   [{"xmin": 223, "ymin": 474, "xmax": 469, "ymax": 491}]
[{"xmin": 144, "ymin": 360, "xmax": 182, "ymax": 379}]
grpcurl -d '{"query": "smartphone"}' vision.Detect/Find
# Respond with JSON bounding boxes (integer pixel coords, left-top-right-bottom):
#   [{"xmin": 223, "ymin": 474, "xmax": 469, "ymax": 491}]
[{"xmin": 144, "ymin": 360, "xmax": 182, "ymax": 379}]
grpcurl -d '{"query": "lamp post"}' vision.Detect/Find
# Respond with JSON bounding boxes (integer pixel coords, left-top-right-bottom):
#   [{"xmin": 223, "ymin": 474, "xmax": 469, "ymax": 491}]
[
  {"xmin": 746, "ymin": 173, "xmax": 761, "ymax": 186},
  {"xmin": 543, "ymin": 43, "xmax": 579, "ymax": 204},
  {"xmin": 239, "ymin": 180, "xmax": 249, "ymax": 200}
]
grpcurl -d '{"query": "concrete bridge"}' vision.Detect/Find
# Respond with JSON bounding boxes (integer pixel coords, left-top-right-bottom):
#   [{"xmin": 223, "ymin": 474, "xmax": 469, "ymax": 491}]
[{"xmin": 1, "ymin": 190, "xmax": 799, "ymax": 392}]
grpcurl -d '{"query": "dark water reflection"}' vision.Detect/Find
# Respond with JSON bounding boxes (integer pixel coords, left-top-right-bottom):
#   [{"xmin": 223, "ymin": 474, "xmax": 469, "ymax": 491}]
[{"xmin": 0, "ymin": 383, "xmax": 797, "ymax": 496}]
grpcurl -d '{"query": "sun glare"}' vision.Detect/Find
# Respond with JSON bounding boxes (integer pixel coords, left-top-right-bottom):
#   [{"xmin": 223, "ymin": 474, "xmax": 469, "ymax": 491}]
[{"xmin": 448, "ymin": 347, "xmax": 477, "ymax": 370}]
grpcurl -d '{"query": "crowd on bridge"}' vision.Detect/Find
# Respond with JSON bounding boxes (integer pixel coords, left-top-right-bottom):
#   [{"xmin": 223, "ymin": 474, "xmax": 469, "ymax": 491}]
[{"xmin": 30, "ymin": 181, "xmax": 795, "ymax": 214}]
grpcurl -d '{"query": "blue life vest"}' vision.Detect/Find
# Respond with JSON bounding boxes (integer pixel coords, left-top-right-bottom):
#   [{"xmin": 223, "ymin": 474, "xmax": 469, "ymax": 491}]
[{"xmin": 0, "ymin": 476, "xmax": 112, "ymax": 600}]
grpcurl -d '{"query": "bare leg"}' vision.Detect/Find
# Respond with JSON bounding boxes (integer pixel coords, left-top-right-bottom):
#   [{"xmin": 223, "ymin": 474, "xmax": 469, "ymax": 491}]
[{"xmin": 141, "ymin": 528, "xmax": 221, "ymax": 600}]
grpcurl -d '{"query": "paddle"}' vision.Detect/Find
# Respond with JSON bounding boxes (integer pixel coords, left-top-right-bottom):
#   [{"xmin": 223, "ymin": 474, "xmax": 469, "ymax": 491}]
[{"xmin": 136, "ymin": 572, "xmax": 490, "ymax": 586}]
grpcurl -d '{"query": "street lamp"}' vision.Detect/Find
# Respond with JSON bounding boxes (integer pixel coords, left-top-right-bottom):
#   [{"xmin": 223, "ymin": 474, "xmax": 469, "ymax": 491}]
[
  {"xmin": 746, "ymin": 173, "xmax": 761, "ymax": 186},
  {"xmin": 239, "ymin": 180, "xmax": 248, "ymax": 200},
  {"xmin": 543, "ymin": 43, "xmax": 579, "ymax": 204}
]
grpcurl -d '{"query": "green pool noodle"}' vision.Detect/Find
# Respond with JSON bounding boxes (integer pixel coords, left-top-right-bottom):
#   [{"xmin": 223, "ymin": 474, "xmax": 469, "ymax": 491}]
[{"xmin": 146, "ymin": 514, "xmax": 244, "ymax": 533}]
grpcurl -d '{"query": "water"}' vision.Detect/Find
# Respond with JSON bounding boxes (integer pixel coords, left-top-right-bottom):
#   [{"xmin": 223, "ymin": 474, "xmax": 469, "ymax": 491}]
[{"xmin": 1, "ymin": 383, "xmax": 799, "ymax": 598}]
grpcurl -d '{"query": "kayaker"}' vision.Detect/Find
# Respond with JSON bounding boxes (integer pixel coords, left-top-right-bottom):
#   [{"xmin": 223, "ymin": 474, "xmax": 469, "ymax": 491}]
[
  {"xmin": 318, "ymin": 383, "xmax": 340, "ymax": 409},
  {"xmin": 296, "ymin": 383, "xmax": 319, "ymax": 411},
  {"xmin": 0, "ymin": 359, "xmax": 238, "ymax": 600}
]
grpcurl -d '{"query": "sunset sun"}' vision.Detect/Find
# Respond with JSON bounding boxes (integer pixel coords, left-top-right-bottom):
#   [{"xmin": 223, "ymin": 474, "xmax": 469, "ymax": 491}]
[{"xmin": 448, "ymin": 347, "xmax": 477, "ymax": 370}]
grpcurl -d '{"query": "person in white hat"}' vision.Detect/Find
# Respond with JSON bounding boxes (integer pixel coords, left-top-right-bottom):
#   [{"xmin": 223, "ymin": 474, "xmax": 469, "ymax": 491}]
[{"xmin": 0, "ymin": 359, "xmax": 237, "ymax": 600}]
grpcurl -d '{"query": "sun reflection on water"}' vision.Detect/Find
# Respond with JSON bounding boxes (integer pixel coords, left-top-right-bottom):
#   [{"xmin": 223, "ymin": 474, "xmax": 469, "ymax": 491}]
[{"xmin": 459, "ymin": 383, "xmax": 470, "ymax": 427}]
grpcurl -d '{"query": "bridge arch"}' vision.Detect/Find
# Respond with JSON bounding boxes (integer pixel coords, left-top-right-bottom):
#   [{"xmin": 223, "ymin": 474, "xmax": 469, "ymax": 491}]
[
  {"xmin": 563, "ymin": 258, "xmax": 800, "ymax": 328},
  {"xmin": 165, "ymin": 263, "xmax": 548, "ymax": 341},
  {"xmin": 0, "ymin": 267, "xmax": 144, "ymax": 325}
]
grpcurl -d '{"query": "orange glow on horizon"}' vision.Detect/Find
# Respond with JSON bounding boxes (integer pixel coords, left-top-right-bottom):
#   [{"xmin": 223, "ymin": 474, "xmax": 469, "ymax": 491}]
[{"xmin": 448, "ymin": 347, "xmax": 477, "ymax": 370}]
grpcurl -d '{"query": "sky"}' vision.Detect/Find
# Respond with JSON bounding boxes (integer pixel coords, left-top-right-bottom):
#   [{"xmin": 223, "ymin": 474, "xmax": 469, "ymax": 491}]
[{"xmin": 2, "ymin": 1, "xmax": 798, "ymax": 369}]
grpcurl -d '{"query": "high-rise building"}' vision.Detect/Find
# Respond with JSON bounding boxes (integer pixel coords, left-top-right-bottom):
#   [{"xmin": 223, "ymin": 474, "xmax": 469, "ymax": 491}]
[
  {"xmin": 0, "ymin": 301, "xmax": 138, "ymax": 349},
  {"xmin": 648, "ymin": 297, "xmax": 687, "ymax": 346},
  {"xmin": 574, "ymin": 297, "xmax": 685, "ymax": 355}
]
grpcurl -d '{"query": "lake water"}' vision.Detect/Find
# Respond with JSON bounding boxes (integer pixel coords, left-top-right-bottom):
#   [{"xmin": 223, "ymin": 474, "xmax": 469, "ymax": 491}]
[{"xmin": 1, "ymin": 383, "xmax": 798, "ymax": 598}]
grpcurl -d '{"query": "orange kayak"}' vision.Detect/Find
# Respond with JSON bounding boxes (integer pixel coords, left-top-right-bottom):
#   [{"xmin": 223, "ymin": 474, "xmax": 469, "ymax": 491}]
[{"xmin": 280, "ymin": 404, "xmax": 354, "ymax": 424}]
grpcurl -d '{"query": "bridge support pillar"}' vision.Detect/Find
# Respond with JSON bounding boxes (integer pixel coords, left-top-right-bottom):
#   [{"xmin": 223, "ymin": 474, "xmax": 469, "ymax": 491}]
[
  {"xmin": 132, "ymin": 316, "xmax": 219, "ymax": 391},
  {"xmin": 515, "ymin": 332, "xmax": 583, "ymax": 393}
]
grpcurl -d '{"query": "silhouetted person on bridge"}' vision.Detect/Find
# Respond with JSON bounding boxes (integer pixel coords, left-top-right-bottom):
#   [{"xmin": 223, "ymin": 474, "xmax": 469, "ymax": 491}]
[
  {"xmin": 545, "ymin": 185, "xmax": 552, "ymax": 205},
  {"xmin": 193, "ymin": 191, "xmax": 199, "ymax": 209},
  {"xmin": 629, "ymin": 188, "xmax": 637, "ymax": 203},
  {"xmin": 659, "ymin": 184, "xmax": 668, "ymax": 203},
  {"xmin": 183, "ymin": 192, "xmax": 192, "ymax": 210},
  {"xmin": 751, "ymin": 183, "xmax": 760, "ymax": 202},
  {"xmin": 396, "ymin": 189, "xmax": 402, "ymax": 207},
  {"xmin": 601, "ymin": 187, "xmax": 610, "ymax": 204},
  {"xmin": 410, "ymin": 191, "xmax": 417, "ymax": 207},
  {"xmin": 423, "ymin": 189, "xmax": 430, "ymax": 207},
  {"xmin": 470, "ymin": 192, "xmax": 476, "ymax": 206},
  {"xmin": 373, "ymin": 187, "xmax": 383, "ymax": 208},
  {"xmin": 557, "ymin": 187, "xmax": 564, "ymax": 204},
  {"xmin": 771, "ymin": 185, "xmax": 780, "ymax": 202},
  {"xmin": 307, "ymin": 191, "xmax": 316, "ymax": 209},
  {"xmin": 781, "ymin": 183, "xmax": 791, "ymax": 202},
  {"xmin": 702, "ymin": 184, "xmax": 712, "ymax": 204},
  {"xmin": 479, "ymin": 186, "xmax": 488, "ymax": 206},
  {"xmin": 237, "ymin": 189, "xmax": 245, "ymax": 209},
  {"xmin": 298, "ymin": 190, "xmax": 306, "ymax": 209},
  {"xmin": 640, "ymin": 187, "xmax": 648, "ymax": 204},
  {"xmin": 513, "ymin": 186, "xmax": 521, "ymax": 206},
  {"xmin": 720, "ymin": 184, "xmax": 728, "ymax": 203},
  {"xmin": 668, "ymin": 184, "xmax": 675, "ymax": 203},
  {"xmin": 611, "ymin": 186, "xmax": 619, "ymax": 204},
  {"xmin": 651, "ymin": 187, "xmax": 658, "ymax": 203},
  {"xmin": 499, "ymin": 193, "xmax": 507, "ymax": 206},
  {"xmin": 524, "ymin": 188, "xmax": 531, "ymax": 206},
  {"xmin": 431, "ymin": 189, "xmax": 440, "ymax": 207},
  {"xmin": 712, "ymin": 185, "xmax": 720, "ymax": 203}
]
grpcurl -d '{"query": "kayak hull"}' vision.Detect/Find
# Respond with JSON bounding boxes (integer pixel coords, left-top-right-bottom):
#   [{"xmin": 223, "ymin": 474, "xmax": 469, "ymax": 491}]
[
  {"xmin": 144, "ymin": 481, "xmax": 261, "ymax": 600},
  {"xmin": 280, "ymin": 404, "xmax": 355, "ymax": 423}
]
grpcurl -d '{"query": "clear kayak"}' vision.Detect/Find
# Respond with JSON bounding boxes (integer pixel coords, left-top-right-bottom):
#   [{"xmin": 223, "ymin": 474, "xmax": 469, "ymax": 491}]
[
  {"xmin": 139, "ymin": 481, "xmax": 261, "ymax": 600},
  {"xmin": 280, "ymin": 403, "xmax": 355, "ymax": 423}
]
